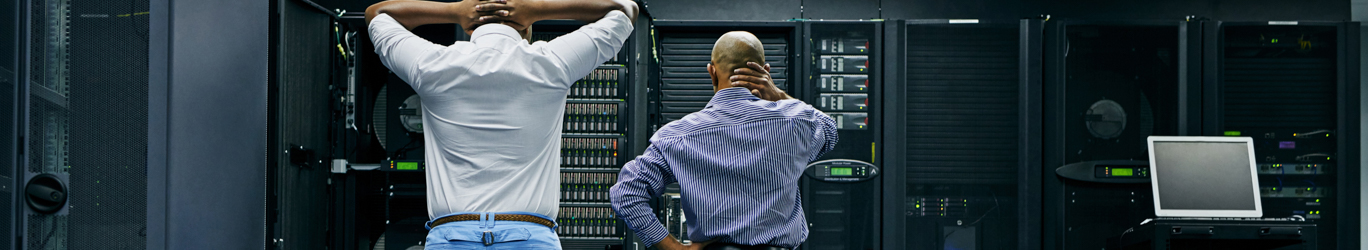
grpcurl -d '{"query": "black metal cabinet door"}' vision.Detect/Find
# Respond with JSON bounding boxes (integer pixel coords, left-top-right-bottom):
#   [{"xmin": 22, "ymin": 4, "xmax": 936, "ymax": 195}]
[
  {"xmin": 1201, "ymin": 20, "xmax": 1360, "ymax": 250},
  {"xmin": 19, "ymin": 0, "xmax": 152, "ymax": 249},
  {"xmin": 887, "ymin": 19, "xmax": 1042, "ymax": 250}
]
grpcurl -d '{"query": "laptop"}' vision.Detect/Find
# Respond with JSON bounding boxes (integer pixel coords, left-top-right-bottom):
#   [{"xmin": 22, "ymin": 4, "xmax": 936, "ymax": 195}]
[{"xmin": 1146, "ymin": 136, "xmax": 1291, "ymax": 221}]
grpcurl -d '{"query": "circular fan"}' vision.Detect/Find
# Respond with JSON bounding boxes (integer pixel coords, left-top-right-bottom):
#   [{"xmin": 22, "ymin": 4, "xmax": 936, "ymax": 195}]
[
  {"xmin": 399, "ymin": 95, "xmax": 424, "ymax": 133},
  {"xmin": 1085, "ymin": 99, "xmax": 1126, "ymax": 139},
  {"xmin": 372, "ymin": 86, "xmax": 388, "ymax": 149}
]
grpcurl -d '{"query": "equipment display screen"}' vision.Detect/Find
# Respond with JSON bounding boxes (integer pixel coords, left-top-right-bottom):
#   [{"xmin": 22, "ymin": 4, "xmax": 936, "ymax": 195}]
[
  {"xmin": 1112, "ymin": 168, "xmax": 1133, "ymax": 176},
  {"xmin": 397, "ymin": 162, "xmax": 419, "ymax": 170},
  {"xmin": 831, "ymin": 167, "xmax": 853, "ymax": 176}
]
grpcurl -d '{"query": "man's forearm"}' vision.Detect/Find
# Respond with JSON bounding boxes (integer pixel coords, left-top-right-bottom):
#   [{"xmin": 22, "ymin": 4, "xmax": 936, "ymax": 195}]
[
  {"xmin": 514, "ymin": 0, "xmax": 638, "ymax": 24},
  {"xmin": 365, "ymin": 0, "xmax": 462, "ymax": 30}
]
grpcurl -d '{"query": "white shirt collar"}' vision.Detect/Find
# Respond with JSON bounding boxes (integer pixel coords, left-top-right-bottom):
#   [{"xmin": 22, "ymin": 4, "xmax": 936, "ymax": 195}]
[{"xmin": 471, "ymin": 23, "xmax": 523, "ymax": 42}]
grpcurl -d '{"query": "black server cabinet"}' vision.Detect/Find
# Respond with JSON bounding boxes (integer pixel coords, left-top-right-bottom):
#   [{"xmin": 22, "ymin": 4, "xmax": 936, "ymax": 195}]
[
  {"xmin": 1201, "ymin": 21, "xmax": 1360, "ymax": 250},
  {"xmin": 538, "ymin": 20, "xmax": 642, "ymax": 250},
  {"xmin": 884, "ymin": 19, "xmax": 1042, "ymax": 250},
  {"xmin": 1042, "ymin": 20, "xmax": 1202, "ymax": 250},
  {"xmin": 10, "ymin": 0, "xmax": 264, "ymax": 248},
  {"xmin": 15, "ymin": 0, "xmax": 153, "ymax": 249},
  {"xmin": 800, "ymin": 21, "xmax": 883, "ymax": 250},
  {"xmin": 647, "ymin": 21, "xmax": 801, "ymax": 247},
  {"xmin": 650, "ymin": 21, "xmax": 801, "ymax": 129},
  {"xmin": 2, "ymin": 0, "xmax": 17, "ymax": 248}
]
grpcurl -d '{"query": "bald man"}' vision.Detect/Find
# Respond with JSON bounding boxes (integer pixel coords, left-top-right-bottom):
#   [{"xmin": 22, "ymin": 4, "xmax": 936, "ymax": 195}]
[{"xmin": 610, "ymin": 31, "xmax": 838, "ymax": 250}]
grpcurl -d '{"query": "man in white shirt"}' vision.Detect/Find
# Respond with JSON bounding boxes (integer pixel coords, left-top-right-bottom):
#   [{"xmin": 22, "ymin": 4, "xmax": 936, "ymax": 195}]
[{"xmin": 365, "ymin": 0, "xmax": 637, "ymax": 248}]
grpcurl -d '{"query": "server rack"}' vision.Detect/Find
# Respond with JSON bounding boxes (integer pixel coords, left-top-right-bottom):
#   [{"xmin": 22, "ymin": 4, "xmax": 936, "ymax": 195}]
[
  {"xmin": 13, "ymin": 0, "xmax": 155, "ymax": 249},
  {"xmin": 885, "ymin": 19, "xmax": 1042, "ymax": 250},
  {"xmin": 1201, "ymin": 20, "xmax": 1360, "ymax": 250},
  {"xmin": 800, "ymin": 20, "xmax": 884, "ymax": 250},
  {"xmin": 649, "ymin": 20, "xmax": 801, "ymax": 129},
  {"xmin": 2, "ymin": 0, "xmax": 17, "ymax": 248},
  {"xmin": 1042, "ymin": 19, "xmax": 1202, "ymax": 250},
  {"xmin": 534, "ymin": 19, "xmax": 642, "ymax": 250}
]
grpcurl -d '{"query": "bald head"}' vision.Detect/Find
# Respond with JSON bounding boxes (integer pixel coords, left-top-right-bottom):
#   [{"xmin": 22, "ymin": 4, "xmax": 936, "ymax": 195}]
[{"xmin": 709, "ymin": 31, "xmax": 766, "ymax": 91}]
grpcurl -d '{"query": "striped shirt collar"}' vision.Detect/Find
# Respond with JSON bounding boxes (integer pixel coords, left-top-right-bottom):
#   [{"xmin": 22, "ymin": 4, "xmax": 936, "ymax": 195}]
[{"xmin": 706, "ymin": 87, "xmax": 762, "ymax": 108}]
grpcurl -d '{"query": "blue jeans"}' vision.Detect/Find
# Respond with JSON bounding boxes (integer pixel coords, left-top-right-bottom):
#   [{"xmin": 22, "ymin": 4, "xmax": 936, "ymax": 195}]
[{"xmin": 424, "ymin": 212, "xmax": 561, "ymax": 250}]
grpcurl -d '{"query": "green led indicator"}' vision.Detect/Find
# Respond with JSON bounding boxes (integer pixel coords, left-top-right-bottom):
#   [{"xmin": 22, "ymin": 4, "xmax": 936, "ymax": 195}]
[
  {"xmin": 831, "ymin": 167, "xmax": 853, "ymax": 176},
  {"xmin": 1272, "ymin": 38, "xmax": 1279, "ymax": 43},
  {"xmin": 1112, "ymin": 168, "xmax": 1134, "ymax": 177},
  {"xmin": 1224, "ymin": 131, "xmax": 1241, "ymax": 136},
  {"xmin": 396, "ymin": 161, "xmax": 420, "ymax": 170}
]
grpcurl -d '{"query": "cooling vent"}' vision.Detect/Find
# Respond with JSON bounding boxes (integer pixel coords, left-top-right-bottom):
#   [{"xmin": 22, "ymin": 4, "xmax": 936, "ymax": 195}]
[
  {"xmin": 904, "ymin": 24, "xmax": 1021, "ymax": 184},
  {"xmin": 656, "ymin": 33, "xmax": 790, "ymax": 125},
  {"xmin": 1222, "ymin": 58, "xmax": 1336, "ymax": 130},
  {"xmin": 1221, "ymin": 27, "xmax": 1337, "ymax": 131}
]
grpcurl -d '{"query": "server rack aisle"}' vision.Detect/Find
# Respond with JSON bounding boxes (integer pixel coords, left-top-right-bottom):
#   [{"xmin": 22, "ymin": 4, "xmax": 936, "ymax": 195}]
[
  {"xmin": 884, "ymin": 19, "xmax": 1042, "ymax": 250},
  {"xmin": 1041, "ymin": 19, "xmax": 1200, "ymax": 250},
  {"xmin": 1202, "ymin": 20, "xmax": 1360, "ymax": 250}
]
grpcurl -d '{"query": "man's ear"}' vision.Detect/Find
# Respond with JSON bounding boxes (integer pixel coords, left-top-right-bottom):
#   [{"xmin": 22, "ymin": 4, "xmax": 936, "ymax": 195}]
[{"xmin": 707, "ymin": 63, "xmax": 718, "ymax": 87}]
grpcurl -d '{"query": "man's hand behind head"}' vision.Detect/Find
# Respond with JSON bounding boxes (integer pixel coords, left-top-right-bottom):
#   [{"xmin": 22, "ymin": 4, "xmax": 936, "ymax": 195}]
[
  {"xmin": 457, "ymin": 0, "xmax": 530, "ymax": 34},
  {"xmin": 730, "ymin": 61, "xmax": 790, "ymax": 101}
]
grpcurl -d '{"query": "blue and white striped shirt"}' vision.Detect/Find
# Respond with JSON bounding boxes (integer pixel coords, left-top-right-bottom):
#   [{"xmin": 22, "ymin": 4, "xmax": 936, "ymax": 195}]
[{"xmin": 610, "ymin": 87, "xmax": 838, "ymax": 248}]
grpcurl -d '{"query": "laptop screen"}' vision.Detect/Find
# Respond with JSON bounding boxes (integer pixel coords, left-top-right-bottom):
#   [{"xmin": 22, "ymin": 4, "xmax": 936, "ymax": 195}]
[{"xmin": 1148, "ymin": 136, "xmax": 1262, "ymax": 217}]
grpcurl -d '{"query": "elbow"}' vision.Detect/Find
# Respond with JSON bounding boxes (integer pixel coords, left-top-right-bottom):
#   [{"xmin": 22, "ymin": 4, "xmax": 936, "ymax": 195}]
[
  {"xmin": 609, "ymin": 0, "xmax": 639, "ymax": 19},
  {"xmin": 608, "ymin": 183, "xmax": 641, "ymax": 206},
  {"xmin": 365, "ymin": 1, "xmax": 399, "ymax": 24},
  {"xmin": 608, "ymin": 184, "xmax": 626, "ymax": 201},
  {"xmin": 364, "ymin": 4, "xmax": 384, "ymax": 24}
]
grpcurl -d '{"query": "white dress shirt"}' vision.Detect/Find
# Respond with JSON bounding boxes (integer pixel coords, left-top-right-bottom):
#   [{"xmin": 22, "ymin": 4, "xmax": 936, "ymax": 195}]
[{"xmin": 368, "ymin": 11, "xmax": 633, "ymax": 219}]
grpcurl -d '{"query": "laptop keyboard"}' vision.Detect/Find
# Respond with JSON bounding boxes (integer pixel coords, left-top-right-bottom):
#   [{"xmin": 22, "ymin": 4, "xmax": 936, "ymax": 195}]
[{"xmin": 1155, "ymin": 217, "xmax": 1304, "ymax": 222}]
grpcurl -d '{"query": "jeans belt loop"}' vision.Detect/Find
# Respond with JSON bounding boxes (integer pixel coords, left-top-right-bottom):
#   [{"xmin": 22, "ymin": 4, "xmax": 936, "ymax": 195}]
[{"xmin": 482, "ymin": 231, "xmax": 494, "ymax": 246}]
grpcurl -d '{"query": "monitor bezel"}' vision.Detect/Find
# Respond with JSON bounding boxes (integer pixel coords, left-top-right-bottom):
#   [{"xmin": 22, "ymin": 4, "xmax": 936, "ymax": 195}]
[{"xmin": 1147, "ymin": 136, "xmax": 1263, "ymax": 217}]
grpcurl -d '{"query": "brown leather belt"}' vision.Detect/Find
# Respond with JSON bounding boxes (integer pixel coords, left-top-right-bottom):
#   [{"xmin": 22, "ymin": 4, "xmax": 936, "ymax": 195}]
[{"xmin": 428, "ymin": 214, "xmax": 556, "ymax": 229}]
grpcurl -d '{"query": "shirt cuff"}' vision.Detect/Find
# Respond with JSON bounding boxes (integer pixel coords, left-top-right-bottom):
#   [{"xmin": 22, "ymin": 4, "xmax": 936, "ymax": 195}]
[
  {"xmin": 587, "ymin": 10, "xmax": 634, "ymax": 36},
  {"xmin": 633, "ymin": 221, "xmax": 671, "ymax": 247}
]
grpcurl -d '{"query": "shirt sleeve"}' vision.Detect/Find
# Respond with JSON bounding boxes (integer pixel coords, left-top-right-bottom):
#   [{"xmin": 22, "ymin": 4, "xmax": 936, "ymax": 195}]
[
  {"xmin": 368, "ymin": 13, "xmax": 444, "ymax": 90},
  {"xmin": 543, "ymin": 10, "xmax": 634, "ymax": 88},
  {"xmin": 609, "ymin": 139, "xmax": 677, "ymax": 247},
  {"xmin": 811, "ymin": 111, "xmax": 839, "ymax": 161}
]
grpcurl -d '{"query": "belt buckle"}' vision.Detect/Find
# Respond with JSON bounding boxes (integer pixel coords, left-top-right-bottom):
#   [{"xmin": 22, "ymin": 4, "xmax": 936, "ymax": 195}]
[{"xmin": 482, "ymin": 231, "xmax": 494, "ymax": 246}]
